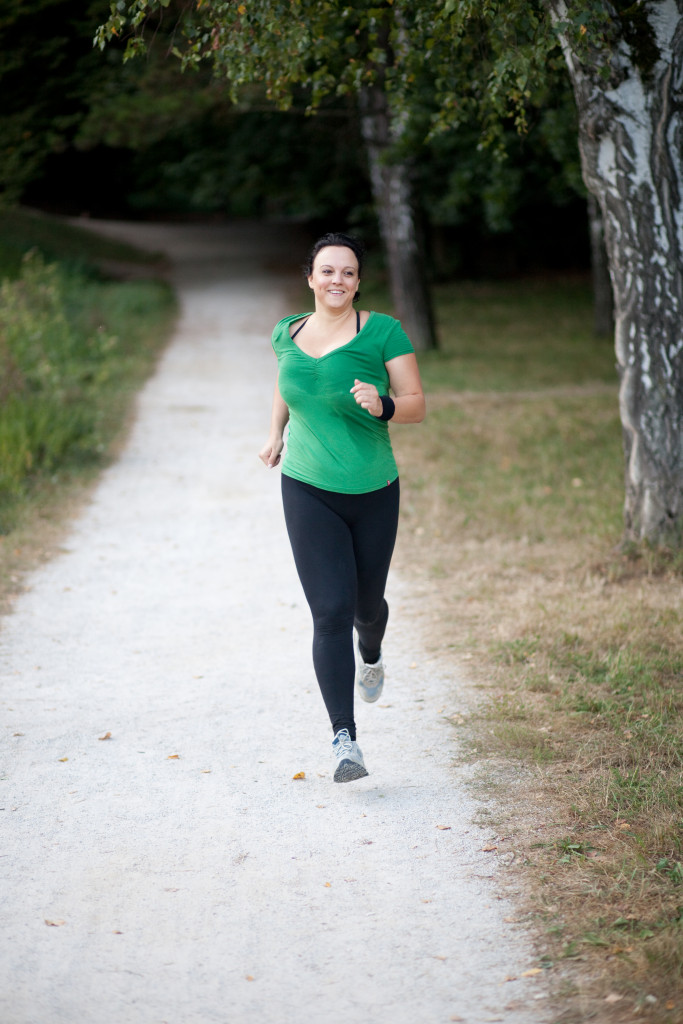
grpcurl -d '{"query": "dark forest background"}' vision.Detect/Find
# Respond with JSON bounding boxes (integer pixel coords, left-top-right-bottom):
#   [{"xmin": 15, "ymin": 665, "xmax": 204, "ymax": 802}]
[{"xmin": 2, "ymin": 0, "xmax": 589, "ymax": 281}]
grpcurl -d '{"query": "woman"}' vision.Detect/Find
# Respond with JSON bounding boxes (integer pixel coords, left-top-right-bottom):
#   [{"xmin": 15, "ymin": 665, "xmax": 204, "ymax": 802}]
[{"xmin": 259, "ymin": 232, "xmax": 425, "ymax": 782}]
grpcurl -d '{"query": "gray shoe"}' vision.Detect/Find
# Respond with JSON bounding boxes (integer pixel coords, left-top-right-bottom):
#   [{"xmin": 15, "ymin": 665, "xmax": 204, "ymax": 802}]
[
  {"xmin": 355, "ymin": 642, "xmax": 385, "ymax": 703},
  {"xmin": 332, "ymin": 728, "xmax": 368, "ymax": 783}
]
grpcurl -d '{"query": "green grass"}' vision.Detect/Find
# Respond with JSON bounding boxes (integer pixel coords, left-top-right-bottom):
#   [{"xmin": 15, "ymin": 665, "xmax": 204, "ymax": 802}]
[{"xmin": 0, "ymin": 209, "xmax": 175, "ymax": 535}]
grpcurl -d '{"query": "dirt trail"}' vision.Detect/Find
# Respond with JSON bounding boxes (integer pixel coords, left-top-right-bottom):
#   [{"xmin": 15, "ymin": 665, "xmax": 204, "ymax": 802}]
[{"xmin": 0, "ymin": 222, "xmax": 548, "ymax": 1024}]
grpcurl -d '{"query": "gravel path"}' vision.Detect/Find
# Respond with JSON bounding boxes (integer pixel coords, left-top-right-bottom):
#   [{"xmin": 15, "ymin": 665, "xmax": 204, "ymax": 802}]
[{"xmin": 0, "ymin": 222, "xmax": 548, "ymax": 1024}]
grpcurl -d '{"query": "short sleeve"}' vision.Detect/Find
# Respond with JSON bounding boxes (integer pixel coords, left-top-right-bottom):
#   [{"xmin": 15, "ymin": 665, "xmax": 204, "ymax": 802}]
[{"xmin": 381, "ymin": 316, "xmax": 415, "ymax": 362}]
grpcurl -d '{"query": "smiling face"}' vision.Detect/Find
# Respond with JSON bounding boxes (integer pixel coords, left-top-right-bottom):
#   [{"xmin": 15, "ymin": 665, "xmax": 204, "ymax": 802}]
[{"xmin": 307, "ymin": 246, "xmax": 360, "ymax": 313}]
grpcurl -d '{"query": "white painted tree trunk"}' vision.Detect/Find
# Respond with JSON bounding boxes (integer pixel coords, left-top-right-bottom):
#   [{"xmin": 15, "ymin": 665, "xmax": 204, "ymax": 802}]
[
  {"xmin": 359, "ymin": 86, "xmax": 437, "ymax": 351},
  {"xmin": 549, "ymin": 0, "xmax": 683, "ymax": 545}
]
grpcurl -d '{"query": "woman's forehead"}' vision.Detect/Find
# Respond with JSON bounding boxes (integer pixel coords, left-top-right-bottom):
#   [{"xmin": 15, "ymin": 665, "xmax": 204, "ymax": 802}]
[{"xmin": 313, "ymin": 246, "xmax": 359, "ymax": 270}]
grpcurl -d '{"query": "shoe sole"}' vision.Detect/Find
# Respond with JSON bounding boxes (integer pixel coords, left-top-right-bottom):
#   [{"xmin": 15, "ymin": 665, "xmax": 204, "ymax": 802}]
[
  {"xmin": 357, "ymin": 684, "xmax": 383, "ymax": 703},
  {"xmin": 334, "ymin": 759, "xmax": 369, "ymax": 783}
]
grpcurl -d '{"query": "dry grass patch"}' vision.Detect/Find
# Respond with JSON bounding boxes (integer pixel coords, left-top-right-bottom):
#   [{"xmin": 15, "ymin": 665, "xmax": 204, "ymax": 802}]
[{"xmin": 393, "ymin": 388, "xmax": 683, "ymax": 1023}]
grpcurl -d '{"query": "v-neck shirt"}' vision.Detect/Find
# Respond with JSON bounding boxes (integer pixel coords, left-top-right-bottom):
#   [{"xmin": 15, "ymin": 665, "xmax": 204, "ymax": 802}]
[{"xmin": 272, "ymin": 310, "xmax": 414, "ymax": 493}]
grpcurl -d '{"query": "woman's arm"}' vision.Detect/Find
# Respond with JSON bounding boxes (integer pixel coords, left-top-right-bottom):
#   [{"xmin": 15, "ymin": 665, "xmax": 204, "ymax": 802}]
[
  {"xmin": 350, "ymin": 353, "xmax": 426, "ymax": 424},
  {"xmin": 258, "ymin": 374, "xmax": 290, "ymax": 467}
]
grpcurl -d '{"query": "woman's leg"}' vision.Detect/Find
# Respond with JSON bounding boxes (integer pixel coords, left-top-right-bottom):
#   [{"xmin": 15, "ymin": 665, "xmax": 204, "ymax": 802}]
[
  {"xmin": 350, "ymin": 479, "xmax": 400, "ymax": 664},
  {"xmin": 281, "ymin": 475, "xmax": 358, "ymax": 738}
]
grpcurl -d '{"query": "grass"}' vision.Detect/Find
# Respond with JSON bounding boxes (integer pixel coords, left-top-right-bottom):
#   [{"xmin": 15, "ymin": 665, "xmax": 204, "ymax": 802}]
[
  {"xmin": 0, "ymin": 207, "xmax": 175, "ymax": 601},
  {"xmin": 384, "ymin": 271, "xmax": 683, "ymax": 1022}
]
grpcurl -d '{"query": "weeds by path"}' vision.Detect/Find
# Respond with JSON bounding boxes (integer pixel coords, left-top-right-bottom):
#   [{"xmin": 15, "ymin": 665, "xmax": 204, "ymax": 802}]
[
  {"xmin": 0, "ymin": 209, "xmax": 175, "ymax": 609},
  {"xmin": 389, "ymin": 277, "xmax": 683, "ymax": 1024}
]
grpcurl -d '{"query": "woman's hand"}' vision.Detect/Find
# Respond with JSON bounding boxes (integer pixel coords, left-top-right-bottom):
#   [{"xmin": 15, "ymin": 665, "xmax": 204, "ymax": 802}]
[
  {"xmin": 259, "ymin": 436, "xmax": 284, "ymax": 468},
  {"xmin": 351, "ymin": 378, "xmax": 382, "ymax": 417}
]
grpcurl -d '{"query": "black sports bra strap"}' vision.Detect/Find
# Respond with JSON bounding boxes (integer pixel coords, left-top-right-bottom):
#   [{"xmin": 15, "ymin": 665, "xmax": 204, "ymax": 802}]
[
  {"xmin": 291, "ymin": 317, "xmax": 309, "ymax": 340},
  {"xmin": 291, "ymin": 311, "xmax": 360, "ymax": 341}
]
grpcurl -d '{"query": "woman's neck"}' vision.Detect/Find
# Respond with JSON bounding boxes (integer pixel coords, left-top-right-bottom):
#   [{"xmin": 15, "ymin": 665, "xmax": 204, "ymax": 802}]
[{"xmin": 311, "ymin": 305, "xmax": 356, "ymax": 329}]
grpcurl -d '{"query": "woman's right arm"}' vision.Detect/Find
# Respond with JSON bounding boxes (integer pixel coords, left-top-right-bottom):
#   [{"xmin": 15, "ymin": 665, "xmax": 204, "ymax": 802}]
[{"xmin": 258, "ymin": 374, "xmax": 289, "ymax": 468}]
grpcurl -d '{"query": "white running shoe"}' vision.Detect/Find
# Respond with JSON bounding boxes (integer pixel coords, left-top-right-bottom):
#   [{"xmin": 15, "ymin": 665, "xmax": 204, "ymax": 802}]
[
  {"xmin": 332, "ymin": 728, "xmax": 369, "ymax": 783},
  {"xmin": 355, "ymin": 642, "xmax": 385, "ymax": 703}
]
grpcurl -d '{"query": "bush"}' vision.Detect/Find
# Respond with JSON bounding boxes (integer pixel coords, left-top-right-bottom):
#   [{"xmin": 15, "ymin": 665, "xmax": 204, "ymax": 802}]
[{"xmin": 0, "ymin": 248, "xmax": 174, "ymax": 531}]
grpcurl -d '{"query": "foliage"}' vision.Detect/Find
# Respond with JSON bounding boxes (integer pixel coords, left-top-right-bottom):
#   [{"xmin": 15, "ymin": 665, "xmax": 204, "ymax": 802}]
[{"xmin": 0, "ymin": 240, "xmax": 174, "ymax": 532}]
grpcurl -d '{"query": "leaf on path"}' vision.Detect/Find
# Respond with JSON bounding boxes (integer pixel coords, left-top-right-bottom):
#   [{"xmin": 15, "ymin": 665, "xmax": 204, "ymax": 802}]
[
  {"xmin": 521, "ymin": 968, "xmax": 543, "ymax": 977},
  {"xmin": 324, "ymin": 882, "xmax": 331, "ymax": 887},
  {"xmin": 292, "ymin": 771, "xmax": 306, "ymax": 780},
  {"xmin": 167, "ymin": 754, "xmax": 180, "ymax": 759},
  {"xmin": 13, "ymin": 732, "xmax": 24, "ymax": 737},
  {"xmin": 201, "ymin": 769, "xmax": 212, "ymax": 774},
  {"xmin": 58, "ymin": 757, "xmax": 68, "ymax": 762},
  {"xmin": 605, "ymin": 993, "xmax": 623, "ymax": 1004},
  {"xmin": 245, "ymin": 975, "xmax": 255, "ymax": 981},
  {"xmin": 503, "ymin": 975, "xmax": 517, "ymax": 983},
  {"xmin": 45, "ymin": 919, "xmax": 65, "ymax": 927},
  {"xmin": 482, "ymin": 844, "xmax": 498, "ymax": 852},
  {"xmin": 98, "ymin": 732, "xmax": 112, "ymax": 741},
  {"xmin": 436, "ymin": 825, "xmax": 451, "ymax": 830}
]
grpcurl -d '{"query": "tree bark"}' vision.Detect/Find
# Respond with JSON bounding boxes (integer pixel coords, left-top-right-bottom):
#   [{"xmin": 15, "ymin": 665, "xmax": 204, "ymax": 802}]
[
  {"xmin": 549, "ymin": 1, "xmax": 683, "ymax": 546},
  {"xmin": 586, "ymin": 192, "xmax": 614, "ymax": 337},
  {"xmin": 358, "ymin": 85, "xmax": 438, "ymax": 351}
]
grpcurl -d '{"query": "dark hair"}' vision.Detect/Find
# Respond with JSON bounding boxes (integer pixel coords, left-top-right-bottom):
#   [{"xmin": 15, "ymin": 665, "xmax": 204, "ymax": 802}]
[{"xmin": 304, "ymin": 232, "xmax": 365, "ymax": 302}]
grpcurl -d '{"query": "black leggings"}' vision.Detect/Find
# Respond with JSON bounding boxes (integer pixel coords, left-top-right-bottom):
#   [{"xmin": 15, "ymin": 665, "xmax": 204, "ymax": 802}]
[{"xmin": 281, "ymin": 474, "xmax": 400, "ymax": 740}]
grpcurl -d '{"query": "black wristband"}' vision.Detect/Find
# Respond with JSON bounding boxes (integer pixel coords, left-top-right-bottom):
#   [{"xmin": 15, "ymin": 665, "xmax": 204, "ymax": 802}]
[{"xmin": 378, "ymin": 395, "xmax": 395, "ymax": 421}]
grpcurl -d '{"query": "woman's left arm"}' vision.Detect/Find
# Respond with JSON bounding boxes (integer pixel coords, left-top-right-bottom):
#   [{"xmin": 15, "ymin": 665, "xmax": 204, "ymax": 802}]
[{"xmin": 351, "ymin": 353, "xmax": 426, "ymax": 424}]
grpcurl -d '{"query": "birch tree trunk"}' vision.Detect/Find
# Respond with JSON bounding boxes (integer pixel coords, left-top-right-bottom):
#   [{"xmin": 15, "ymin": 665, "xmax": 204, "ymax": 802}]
[
  {"xmin": 587, "ymin": 192, "xmax": 614, "ymax": 337},
  {"xmin": 549, "ymin": 1, "xmax": 683, "ymax": 545},
  {"xmin": 359, "ymin": 85, "xmax": 437, "ymax": 352}
]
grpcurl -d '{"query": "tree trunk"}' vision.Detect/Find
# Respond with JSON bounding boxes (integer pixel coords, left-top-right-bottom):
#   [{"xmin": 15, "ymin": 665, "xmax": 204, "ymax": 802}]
[
  {"xmin": 549, "ymin": 1, "xmax": 683, "ymax": 546},
  {"xmin": 358, "ymin": 85, "xmax": 438, "ymax": 351},
  {"xmin": 586, "ymin": 192, "xmax": 614, "ymax": 338}
]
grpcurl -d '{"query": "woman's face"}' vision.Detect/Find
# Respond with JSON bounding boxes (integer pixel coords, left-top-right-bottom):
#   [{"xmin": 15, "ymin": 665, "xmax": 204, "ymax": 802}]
[{"xmin": 308, "ymin": 246, "xmax": 360, "ymax": 312}]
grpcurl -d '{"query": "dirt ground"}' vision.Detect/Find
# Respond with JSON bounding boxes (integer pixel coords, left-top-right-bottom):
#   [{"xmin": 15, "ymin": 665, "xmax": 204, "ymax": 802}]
[{"xmin": 0, "ymin": 221, "xmax": 550, "ymax": 1024}]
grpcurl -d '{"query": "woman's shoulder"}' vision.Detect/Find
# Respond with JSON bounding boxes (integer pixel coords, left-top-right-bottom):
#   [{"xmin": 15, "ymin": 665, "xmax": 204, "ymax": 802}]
[
  {"xmin": 271, "ymin": 312, "xmax": 312, "ymax": 345},
  {"xmin": 365, "ymin": 311, "xmax": 414, "ymax": 354},
  {"xmin": 365, "ymin": 311, "xmax": 401, "ymax": 330}
]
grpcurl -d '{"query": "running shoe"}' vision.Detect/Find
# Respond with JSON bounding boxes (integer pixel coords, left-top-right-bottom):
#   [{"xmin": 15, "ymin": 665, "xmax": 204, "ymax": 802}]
[
  {"xmin": 332, "ymin": 728, "xmax": 368, "ymax": 783},
  {"xmin": 355, "ymin": 642, "xmax": 385, "ymax": 703}
]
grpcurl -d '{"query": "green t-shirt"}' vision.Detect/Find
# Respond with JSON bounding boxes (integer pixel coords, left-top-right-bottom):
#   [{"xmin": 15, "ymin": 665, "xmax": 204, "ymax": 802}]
[{"xmin": 272, "ymin": 310, "xmax": 414, "ymax": 494}]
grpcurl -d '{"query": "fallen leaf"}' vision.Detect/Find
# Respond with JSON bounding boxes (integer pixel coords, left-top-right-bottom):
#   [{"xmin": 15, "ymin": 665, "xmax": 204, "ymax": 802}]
[
  {"xmin": 503, "ymin": 975, "xmax": 518, "ymax": 983},
  {"xmin": 482, "ymin": 844, "xmax": 498, "ymax": 852},
  {"xmin": 618, "ymin": 822, "xmax": 631, "ymax": 830},
  {"xmin": 58, "ymin": 757, "xmax": 68, "ymax": 762},
  {"xmin": 666, "ymin": 1001, "xmax": 675, "ymax": 1011},
  {"xmin": 521, "ymin": 968, "xmax": 543, "ymax": 977},
  {"xmin": 409, "ymin": 662, "xmax": 417, "ymax": 669},
  {"xmin": 167, "ymin": 754, "xmax": 180, "ymax": 760},
  {"xmin": 98, "ymin": 732, "xmax": 112, "ymax": 741},
  {"xmin": 245, "ymin": 974, "xmax": 255, "ymax": 982},
  {"xmin": 13, "ymin": 732, "xmax": 24, "ymax": 737},
  {"xmin": 201, "ymin": 770, "xmax": 212, "ymax": 774},
  {"xmin": 605, "ymin": 993, "xmax": 623, "ymax": 1004},
  {"xmin": 316, "ymin": 804, "xmax": 326, "ymax": 809},
  {"xmin": 292, "ymin": 771, "xmax": 306, "ymax": 780},
  {"xmin": 113, "ymin": 930, "xmax": 123, "ymax": 935},
  {"xmin": 45, "ymin": 919, "xmax": 65, "ymax": 927},
  {"xmin": 432, "ymin": 955, "xmax": 448, "ymax": 961},
  {"xmin": 324, "ymin": 882, "xmax": 331, "ymax": 887},
  {"xmin": 436, "ymin": 825, "xmax": 452, "ymax": 831}
]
